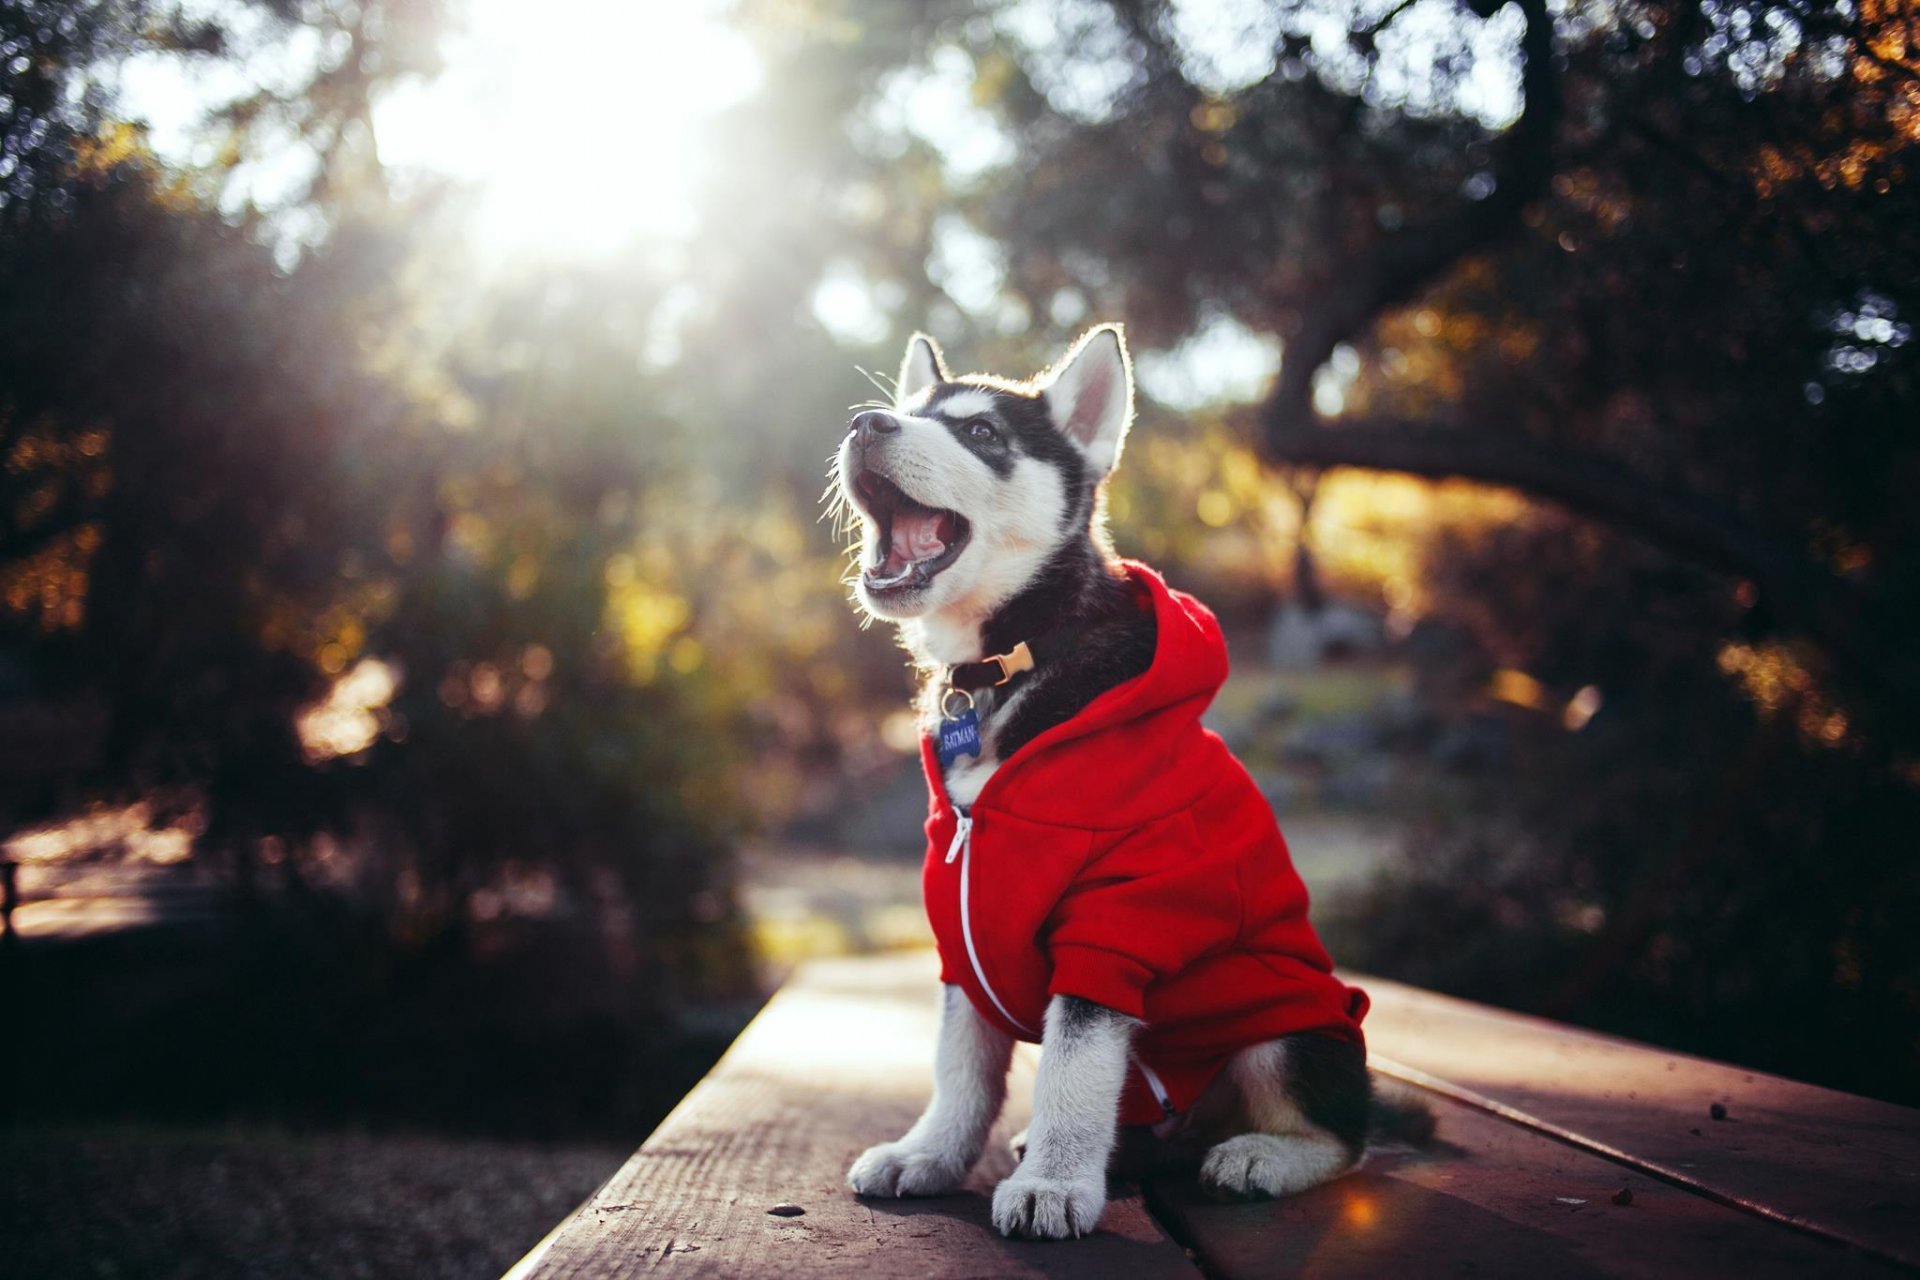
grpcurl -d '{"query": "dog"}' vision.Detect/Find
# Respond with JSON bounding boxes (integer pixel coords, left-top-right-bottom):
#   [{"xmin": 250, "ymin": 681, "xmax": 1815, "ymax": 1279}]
[{"xmin": 831, "ymin": 326, "xmax": 1430, "ymax": 1241}]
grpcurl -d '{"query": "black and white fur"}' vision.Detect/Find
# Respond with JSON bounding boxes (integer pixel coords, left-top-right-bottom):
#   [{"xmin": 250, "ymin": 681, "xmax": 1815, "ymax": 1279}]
[{"xmin": 833, "ymin": 327, "xmax": 1429, "ymax": 1240}]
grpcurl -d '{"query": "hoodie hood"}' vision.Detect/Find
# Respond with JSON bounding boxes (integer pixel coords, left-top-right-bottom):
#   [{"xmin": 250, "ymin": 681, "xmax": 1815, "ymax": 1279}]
[
  {"xmin": 1048, "ymin": 559, "xmax": 1230, "ymax": 741},
  {"xmin": 919, "ymin": 560, "xmax": 1235, "ymax": 831}
]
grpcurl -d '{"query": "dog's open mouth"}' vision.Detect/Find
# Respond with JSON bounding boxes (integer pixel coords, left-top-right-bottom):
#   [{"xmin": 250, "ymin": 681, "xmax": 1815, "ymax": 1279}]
[{"xmin": 854, "ymin": 471, "xmax": 972, "ymax": 594}]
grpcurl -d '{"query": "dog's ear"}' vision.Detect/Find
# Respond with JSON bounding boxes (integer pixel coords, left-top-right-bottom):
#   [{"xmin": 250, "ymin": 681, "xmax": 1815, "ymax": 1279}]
[
  {"xmin": 894, "ymin": 333, "xmax": 951, "ymax": 408},
  {"xmin": 1039, "ymin": 325, "xmax": 1133, "ymax": 477}
]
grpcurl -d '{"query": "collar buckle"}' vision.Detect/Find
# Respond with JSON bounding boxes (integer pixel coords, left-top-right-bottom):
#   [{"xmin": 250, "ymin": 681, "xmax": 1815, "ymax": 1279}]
[
  {"xmin": 947, "ymin": 638, "xmax": 1044, "ymax": 693},
  {"xmin": 984, "ymin": 641, "xmax": 1035, "ymax": 686}
]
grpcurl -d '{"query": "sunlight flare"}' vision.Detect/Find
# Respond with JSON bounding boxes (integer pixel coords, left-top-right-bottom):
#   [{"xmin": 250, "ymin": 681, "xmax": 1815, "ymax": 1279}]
[{"xmin": 374, "ymin": 0, "xmax": 761, "ymax": 259}]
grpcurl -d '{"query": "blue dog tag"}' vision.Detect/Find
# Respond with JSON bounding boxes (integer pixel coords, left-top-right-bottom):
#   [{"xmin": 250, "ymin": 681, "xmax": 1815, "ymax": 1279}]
[{"xmin": 936, "ymin": 708, "xmax": 982, "ymax": 767}]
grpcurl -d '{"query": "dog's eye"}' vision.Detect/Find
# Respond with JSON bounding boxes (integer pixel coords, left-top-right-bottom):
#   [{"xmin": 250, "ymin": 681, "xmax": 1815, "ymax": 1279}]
[{"xmin": 966, "ymin": 419, "xmax": 997, "ymax": 442}]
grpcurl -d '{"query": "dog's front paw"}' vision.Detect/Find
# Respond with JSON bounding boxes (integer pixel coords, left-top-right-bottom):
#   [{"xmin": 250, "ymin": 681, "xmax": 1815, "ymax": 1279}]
[
  {"xmin": 991, "ymin": 1167, "xmax": 1106, "ymax": 1239},
  {"xmin": 847, "ymin": 1140, "xmax": 970, "ymax": 1198}
]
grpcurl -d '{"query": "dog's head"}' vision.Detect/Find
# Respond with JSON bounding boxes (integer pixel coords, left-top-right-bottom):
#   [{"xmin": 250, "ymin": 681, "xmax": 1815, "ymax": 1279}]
[{"xmin": 833, "ymin": 325, "xmax": 1134, "ymax": 623}]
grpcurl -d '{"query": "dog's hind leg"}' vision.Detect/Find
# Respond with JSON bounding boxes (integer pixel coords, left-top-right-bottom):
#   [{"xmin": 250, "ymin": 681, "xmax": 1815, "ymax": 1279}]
[
  {"xmin": 1198, "ymin": 1034, "xmax": 1368, "ymax": 1200},
  {"xmin": 848, "ymin": 983, "xmax": 1014, "ymax": 1197}
]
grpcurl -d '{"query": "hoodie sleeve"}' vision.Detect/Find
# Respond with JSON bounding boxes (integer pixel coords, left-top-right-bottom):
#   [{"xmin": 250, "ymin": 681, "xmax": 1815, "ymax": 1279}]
[{"xmin": 1043, "ymin": 812, "xmax": 1241, "ymax": 1019}]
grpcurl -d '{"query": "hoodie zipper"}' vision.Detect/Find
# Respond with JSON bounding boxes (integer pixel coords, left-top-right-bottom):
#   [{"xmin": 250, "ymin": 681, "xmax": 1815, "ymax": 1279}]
[
  {"xmin": 954, "ymin": 804, "xmax": 1173, "ymax": 1111},
  {"xmin": 948, "ymin": 808, "xmax": 1036, "ymax": 1036},
  {"xmin": 944, "ymin": 811, "xmax": 971, "ymax": 864}
]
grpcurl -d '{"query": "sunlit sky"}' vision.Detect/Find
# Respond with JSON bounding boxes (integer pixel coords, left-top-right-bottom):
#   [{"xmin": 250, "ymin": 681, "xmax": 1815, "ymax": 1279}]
[
  {"xmin": 118, "ymin": 0, "xmax": 760, "ymax": 258},
  {"xmin": 114, "ymin": 0, "xmax": 1523, "ymax": 406},
  {"xmin": 374, "ymin": 0, "xmax": 760, "ymax": 256}
]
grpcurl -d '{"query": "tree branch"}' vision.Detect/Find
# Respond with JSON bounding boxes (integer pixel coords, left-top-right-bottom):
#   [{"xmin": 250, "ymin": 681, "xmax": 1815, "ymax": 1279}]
[
  {"xmin": 1359, "ymin": 0, "xmax": 1422, "ymax": 40},
  {"xmin": 1262, "ymin": 0, "xmax": 1562, "ymax": 435},
  {"xmin": 1261, "ymin": 417, "xmax": 1917, "ymax": 712}
]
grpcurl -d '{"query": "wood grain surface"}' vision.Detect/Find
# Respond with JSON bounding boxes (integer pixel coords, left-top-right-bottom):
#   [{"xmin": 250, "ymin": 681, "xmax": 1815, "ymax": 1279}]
[
  {"xmin": 1360, "ymin": 976, "xmax": 1920, "ymax": 1268},
  {"xmin": 508, "ymin": 951, "xmax": 1920, "ymax": 1278},
  {"xmin": 1153, "ymin": 1094, "xmax": 1908, "ymax": 1278},
  {"xmin": 510, "ymin": 951, "xmax": 1196, "ymax": 1278}
]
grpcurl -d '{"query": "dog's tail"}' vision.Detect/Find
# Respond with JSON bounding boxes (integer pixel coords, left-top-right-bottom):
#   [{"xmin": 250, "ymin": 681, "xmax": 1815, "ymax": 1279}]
[{"xmin": 1368, "ymin": 1077, "xmax": 1439, "ymax": 1147}]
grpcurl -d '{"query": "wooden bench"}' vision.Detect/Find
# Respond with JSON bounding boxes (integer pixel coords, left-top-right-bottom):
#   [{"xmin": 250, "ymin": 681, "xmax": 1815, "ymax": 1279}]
[{"xmin": 506, "ymin": 951, "xmax": 1920, "ymax": 1278}]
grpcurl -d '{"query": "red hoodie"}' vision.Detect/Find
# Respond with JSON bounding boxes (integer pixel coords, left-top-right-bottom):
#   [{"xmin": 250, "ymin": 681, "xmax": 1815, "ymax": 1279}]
[{"xmin": 919, "ymin": 561, "xmax": 1369, "ymax": 1127}]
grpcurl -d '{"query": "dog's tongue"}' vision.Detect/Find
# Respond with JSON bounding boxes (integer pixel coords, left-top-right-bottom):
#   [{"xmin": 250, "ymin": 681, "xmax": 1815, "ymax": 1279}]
[{"xmin": 888, "ymin": 508, "xmax": 954, "ymax": 570}]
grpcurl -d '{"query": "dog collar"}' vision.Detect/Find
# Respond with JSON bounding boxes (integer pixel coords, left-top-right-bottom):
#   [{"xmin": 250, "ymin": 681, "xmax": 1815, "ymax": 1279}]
[
  {"xmin": 945, "ymin": 626, "xmax": 1083, "ymax": 694},
  {"xmin": 947, "ymin": 643, "xmax": 1035, "ymax": 694}
]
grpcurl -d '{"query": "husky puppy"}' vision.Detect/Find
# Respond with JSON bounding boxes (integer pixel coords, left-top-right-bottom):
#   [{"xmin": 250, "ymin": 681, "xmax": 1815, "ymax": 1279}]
[{"xmin": 832, "ymin": 327, "xmax": 1429, "ymax": 1241}]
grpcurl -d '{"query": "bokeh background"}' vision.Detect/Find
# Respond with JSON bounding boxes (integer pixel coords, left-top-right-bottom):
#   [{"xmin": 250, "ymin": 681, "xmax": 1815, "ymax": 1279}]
[{"xmin": 2, "ymin": 0, "xmax": 1917, "ymax": 1273}]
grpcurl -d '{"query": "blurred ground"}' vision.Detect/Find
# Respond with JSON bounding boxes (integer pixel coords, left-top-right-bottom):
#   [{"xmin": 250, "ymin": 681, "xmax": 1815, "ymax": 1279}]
[
  {"xmin": 2, "ymin": 903, "xmax": 737, "ymax": 1279},
  {"xmin": 0, "ymin": 1125, "xmax": 624, "ymax": 1280}
]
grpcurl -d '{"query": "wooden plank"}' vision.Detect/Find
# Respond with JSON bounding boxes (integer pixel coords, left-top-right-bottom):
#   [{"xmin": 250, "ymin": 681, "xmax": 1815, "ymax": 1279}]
[
  {"xmin": 1357, "ymin": 976, "xmax": 1920, "ymax": 1268},
  {"xmin": 511, "ymin": 950, "xmax": 1198, "ymax": 1279},
  {"xmin": 1151, "ymin": 1094, "xmax": 1911, "ymax": 1278},
  {"xmin": 512, "ymin": 950, "xmax": 1920, "ymax": 1277}
]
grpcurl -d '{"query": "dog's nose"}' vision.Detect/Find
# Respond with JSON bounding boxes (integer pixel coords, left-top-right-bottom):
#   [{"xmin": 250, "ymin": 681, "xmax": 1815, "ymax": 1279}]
[{"xmin": 850, "ymin": 410, "xmax": 900, "ymax": 438}]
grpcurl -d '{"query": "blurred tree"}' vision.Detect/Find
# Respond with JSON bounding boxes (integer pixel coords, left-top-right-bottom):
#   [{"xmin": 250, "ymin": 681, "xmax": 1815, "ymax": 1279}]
[{"xmin": 0, "ymin": 0, "xmax": 754, "ymax": 1025}]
